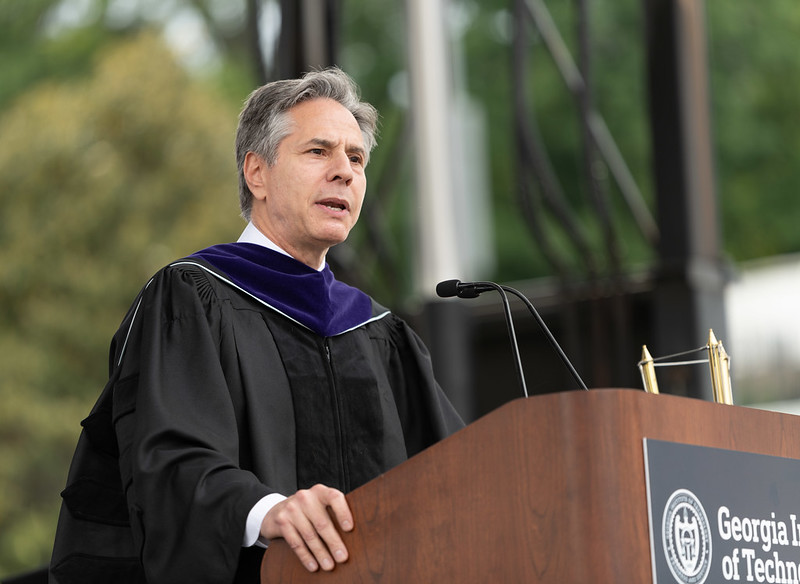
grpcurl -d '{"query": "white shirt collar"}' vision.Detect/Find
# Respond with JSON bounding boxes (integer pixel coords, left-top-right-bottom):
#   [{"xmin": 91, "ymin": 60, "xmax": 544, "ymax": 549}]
[{"xmin": 237, "ymin": 222, "xmax": 325, "ymax": 271}]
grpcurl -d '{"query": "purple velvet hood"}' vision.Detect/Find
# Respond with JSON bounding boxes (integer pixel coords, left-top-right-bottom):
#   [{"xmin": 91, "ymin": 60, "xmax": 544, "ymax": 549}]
[{"xmin": 190, "ymin": 243, "xmax": 378, "ymax": 337}]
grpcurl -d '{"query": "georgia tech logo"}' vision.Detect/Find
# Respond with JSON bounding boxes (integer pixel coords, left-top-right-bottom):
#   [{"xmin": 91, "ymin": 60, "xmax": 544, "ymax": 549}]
[{"xmin": 662, "ymin": 489, "xmax": 712, "ymax": 584}]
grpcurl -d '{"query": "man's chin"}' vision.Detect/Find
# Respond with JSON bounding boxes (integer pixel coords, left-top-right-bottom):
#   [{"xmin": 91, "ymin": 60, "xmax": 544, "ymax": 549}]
[{"xmin": 314, "ymin": 226, "xmax": 352, "ymax": 249}]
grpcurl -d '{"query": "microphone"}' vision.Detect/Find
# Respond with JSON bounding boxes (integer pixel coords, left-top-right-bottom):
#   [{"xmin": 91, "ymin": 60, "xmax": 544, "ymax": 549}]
[
  {"xmin": 437, "ymin": 279, "xmax": 589, "ymax": 392},
  {"xmin": 435, "ymin": 279, "xmax": 494, "ymax": 299}
]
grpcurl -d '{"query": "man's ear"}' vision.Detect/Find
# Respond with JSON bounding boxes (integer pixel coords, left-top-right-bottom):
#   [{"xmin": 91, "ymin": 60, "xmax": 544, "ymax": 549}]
[{"xmin": 243, "ymin": 152, "xmax": 268, "ymax": 200}]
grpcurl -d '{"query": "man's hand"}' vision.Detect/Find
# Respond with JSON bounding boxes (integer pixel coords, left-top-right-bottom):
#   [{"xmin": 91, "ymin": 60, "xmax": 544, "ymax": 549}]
[{"xmin": 260, "ymin": 484, "xmax": 354, "ymax": 572}]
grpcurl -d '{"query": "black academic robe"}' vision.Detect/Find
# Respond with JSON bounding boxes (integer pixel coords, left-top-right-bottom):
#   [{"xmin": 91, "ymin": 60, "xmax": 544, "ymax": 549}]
[{"xmin": 49, "ymin": 257, "xmax": 463, "ymax": 584}]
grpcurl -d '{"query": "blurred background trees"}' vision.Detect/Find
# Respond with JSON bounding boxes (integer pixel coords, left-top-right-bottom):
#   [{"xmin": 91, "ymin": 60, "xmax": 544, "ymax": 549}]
[
  {"xmin": 0, "ymin": 5, "xmax": 244, "ymax": 573},
  {"xmin": 2, "ymin": 0, "xmax": 800, "ymax": 576}
]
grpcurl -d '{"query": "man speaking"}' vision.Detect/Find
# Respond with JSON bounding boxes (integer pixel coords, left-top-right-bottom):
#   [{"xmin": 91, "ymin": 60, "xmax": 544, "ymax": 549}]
[{"xmin": 50, "ymin": 67, "xmax": 463, "ymax": 584}]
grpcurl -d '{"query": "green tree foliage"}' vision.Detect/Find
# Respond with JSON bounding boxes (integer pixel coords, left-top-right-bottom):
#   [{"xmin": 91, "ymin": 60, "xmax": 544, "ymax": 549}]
[
  {"xmin": 0, "ymin": 32, "xmax": 242, "ymax": 575},
  {"xmin": 707, "ymin": 0, "xmax": 800, "ymax": 260},
  {"xmin": 0, "ymin": 0, "xmax": 119, "ymax": 109}
]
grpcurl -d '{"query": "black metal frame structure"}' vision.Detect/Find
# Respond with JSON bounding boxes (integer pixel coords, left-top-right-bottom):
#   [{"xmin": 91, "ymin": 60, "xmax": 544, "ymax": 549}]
[{"xmin": 264, "ymin": 0, "xmax": 727, "ymax": 415}]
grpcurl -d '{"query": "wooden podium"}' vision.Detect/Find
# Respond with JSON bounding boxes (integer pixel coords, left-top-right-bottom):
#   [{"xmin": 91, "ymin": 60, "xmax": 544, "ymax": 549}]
[{"xmin": 261, "ymin": 389, "xmax": 800, "ymax": 582}]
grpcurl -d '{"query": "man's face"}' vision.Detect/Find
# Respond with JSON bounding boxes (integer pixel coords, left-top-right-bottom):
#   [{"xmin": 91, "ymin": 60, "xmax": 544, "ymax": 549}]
[{"xmin": 246, "ymin": 98, "xmax": 367, "ymax": 268}]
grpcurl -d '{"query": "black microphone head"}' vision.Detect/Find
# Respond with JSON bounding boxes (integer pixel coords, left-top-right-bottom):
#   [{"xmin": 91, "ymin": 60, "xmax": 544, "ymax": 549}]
[{"xmin": 436, "ymin": 279, "xmax": 462, "ymax": 298}]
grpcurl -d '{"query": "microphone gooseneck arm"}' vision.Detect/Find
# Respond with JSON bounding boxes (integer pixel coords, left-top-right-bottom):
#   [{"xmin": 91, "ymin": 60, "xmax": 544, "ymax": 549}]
[
  {"xmin": 436, "ymin": 279, "xmax": 588, "ymax": 393},
  {"xmin": 499, "ymin": 285, "xmax": 588, "ymax": 391},
  {"xmin": 482, "ymin": 282, "xmax": 529, "ymax": 399},
  {"xmin": 436, "ymin": 279, "xmax": 528, "ymax": 397}
]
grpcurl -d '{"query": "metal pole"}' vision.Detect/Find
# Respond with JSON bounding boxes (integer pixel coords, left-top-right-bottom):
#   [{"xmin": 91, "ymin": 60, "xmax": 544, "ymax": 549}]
[
  {"xmin": 406, "ymin": 0, "xmax": 461, "ymax": 295},
  {"xmin": 406, "ymin": 0, "xmax": 475, "ymax": 420},
  {"xmin": 645, "ymin": 0, "xmax": 727, "ymax": 399}
]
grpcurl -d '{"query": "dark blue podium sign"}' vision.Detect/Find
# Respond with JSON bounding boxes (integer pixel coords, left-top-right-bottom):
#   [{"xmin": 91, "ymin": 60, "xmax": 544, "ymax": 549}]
[{"xmin": 645, "ymin": 438, "xmax": 800, "ymax": 584}]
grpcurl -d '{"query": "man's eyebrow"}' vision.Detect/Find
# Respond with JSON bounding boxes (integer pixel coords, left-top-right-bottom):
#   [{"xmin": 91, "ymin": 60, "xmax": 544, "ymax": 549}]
[
  {"xmin": 348, "ymin": 144, "xmax": 367, "ymax": 159},
  {"xmin": 305, "ymin": 137, "xmax": 366, "ymax": 157},
  {"xmin": 305, "ymin": 138, "xmax": 335, "ymax": 149}
]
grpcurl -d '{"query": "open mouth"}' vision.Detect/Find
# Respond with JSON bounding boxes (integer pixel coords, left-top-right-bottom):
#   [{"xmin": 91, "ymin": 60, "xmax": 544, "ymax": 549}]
[{"xmin": 319, "ymin": 199, "xmax": 347, "ymax": 212}]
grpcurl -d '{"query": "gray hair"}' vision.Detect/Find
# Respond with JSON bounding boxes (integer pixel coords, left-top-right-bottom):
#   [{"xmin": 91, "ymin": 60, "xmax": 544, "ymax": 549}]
[{"xmin": 235, "ymin": 67, "xmax": 379, "ymax": 220}]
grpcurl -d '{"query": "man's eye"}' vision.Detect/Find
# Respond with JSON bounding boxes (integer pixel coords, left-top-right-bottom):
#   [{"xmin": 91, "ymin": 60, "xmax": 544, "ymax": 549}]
[
  {"xmin": 350, "ymin": 155, "xmax": 364, "ymax": 165},
  {"xmin": 309, "ymin": 148, "xmax": 324, "ymax": 155}
]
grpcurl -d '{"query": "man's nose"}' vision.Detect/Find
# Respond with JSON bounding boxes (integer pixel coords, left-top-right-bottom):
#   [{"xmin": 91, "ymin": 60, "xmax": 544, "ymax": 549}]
[{"xmin": 328, "ymin": 150, "xmax": 353, "ymax": 185}]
